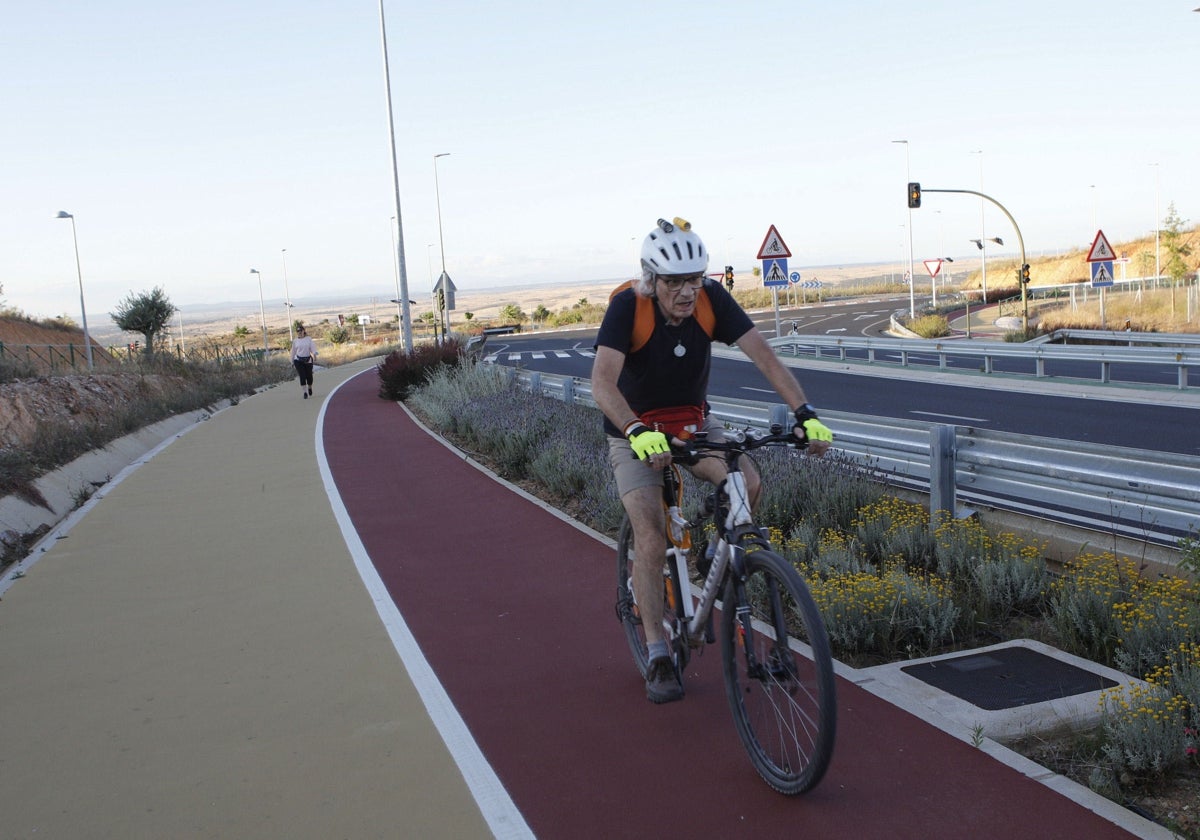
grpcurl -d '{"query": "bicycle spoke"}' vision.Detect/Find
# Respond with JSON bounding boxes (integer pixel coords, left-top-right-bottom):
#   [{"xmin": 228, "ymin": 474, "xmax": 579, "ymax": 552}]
[{"xmin": 722, "ymin": 550, "xmax": 836, "ymax": 794}]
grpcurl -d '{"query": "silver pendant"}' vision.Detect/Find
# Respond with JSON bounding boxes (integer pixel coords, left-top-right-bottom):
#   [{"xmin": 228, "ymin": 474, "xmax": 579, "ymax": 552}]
[{"xmin": 674, "ymin": 342, "xmax": 686, "ymax": 358}]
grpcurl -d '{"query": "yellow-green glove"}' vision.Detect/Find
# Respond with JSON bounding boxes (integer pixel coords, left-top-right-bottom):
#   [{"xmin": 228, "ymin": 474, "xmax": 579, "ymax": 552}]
[
  {"xmin": 793, "ymin": 405, "xmax": 833, "ymax": 446},
  {"xmin": 625, "ymin": 422, "xmax": 670, "ymax": 461}
]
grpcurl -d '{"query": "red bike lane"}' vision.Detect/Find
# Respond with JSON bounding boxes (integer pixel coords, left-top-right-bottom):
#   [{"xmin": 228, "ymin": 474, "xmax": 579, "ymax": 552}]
[{"xmin": 321, "ymin": 368, "xmax": 1140, "ymax": 839}]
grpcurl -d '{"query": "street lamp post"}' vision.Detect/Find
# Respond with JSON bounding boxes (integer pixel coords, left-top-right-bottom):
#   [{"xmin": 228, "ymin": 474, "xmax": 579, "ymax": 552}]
[
  {"xmin": 971, "ymin": 150, "xmax": 988, "ymax": 302},
  {"xmin": 249, "ymin": 268, "xmax": 268, "ymax": 352},
  {"xmin": 1151, "ymin": 163, "xmax": 1161, "ymax": 286},
  {"xmin": 433, "ymin": 152, "xmax": 451, "ymax": 337},
  {"xmin": 425, "ymin": 242, "xmax": 438, "ymax": 342},
  {"xmin": 55, "ymin": 211, "xmax": 94, "ymax": 371},
  {"xmin": 378, "ymin": 0, "xmax": 414, "ymax": 352},
  {"xmin": 389, "ymin": 216, "xmax": 404, "ymax": 343},
  {"xmin": 281, "ymin": 249, "xmax": 294, "ymax": 341},
  {"xmin": 892, "ymin": 140, "xmax": 915, "ymax": 317}
]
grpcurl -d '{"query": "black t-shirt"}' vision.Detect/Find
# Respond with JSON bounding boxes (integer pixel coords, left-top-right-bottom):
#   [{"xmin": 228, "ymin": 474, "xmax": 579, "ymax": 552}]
[{"xmin": 595, "ymin": 279, "xmax": 754, "ymax": 437}]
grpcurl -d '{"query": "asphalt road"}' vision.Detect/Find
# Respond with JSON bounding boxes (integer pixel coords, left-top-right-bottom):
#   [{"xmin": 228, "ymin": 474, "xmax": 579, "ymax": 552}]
[{"xmin": 479, "ymin": 299, "xmax": 1200, "ymax": 456}]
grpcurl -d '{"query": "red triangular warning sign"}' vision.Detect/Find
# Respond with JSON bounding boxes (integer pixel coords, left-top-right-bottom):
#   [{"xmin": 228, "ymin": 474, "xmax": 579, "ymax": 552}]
[
  {"xmin": 1086, "ymin": 230, "xmax": 1115, "ymax": 262},
  {"xmin": 756, "ymin": 225, "xmax": 792, "ymax": 260},
  {"xmin": 923, "ymin": 259, "xmax": 943, "ymax": 278}
]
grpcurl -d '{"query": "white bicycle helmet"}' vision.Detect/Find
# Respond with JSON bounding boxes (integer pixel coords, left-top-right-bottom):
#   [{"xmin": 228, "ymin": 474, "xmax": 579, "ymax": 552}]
[{"xmin": 640, "ymin": 217, "xmax": 708, "ymax": 280}]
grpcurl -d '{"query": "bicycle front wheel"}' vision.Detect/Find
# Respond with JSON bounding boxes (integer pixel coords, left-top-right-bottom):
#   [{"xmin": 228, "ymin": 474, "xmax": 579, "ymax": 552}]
[{"xmin": 720, "ymin": 549, "xmax": 837, "ymax": 795}]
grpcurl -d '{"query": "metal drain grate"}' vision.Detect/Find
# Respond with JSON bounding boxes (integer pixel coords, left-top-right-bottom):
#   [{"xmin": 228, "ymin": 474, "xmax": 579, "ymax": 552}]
[{"xmin": 900, "ymin": 646, "xmax": 1120, "ymax": 711}]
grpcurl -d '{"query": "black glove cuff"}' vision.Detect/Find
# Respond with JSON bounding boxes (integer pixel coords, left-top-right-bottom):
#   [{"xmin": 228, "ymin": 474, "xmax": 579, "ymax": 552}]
[
  {"xmin": 625, "ymin": 422, "xmax": 650, "ymax": 440},
  {"xmin": 793, "ymin": 404, "xmax": 818, "ymax": 426}
]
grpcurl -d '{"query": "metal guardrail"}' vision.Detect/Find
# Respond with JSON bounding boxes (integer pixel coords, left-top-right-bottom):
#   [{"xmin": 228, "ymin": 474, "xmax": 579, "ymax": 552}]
[
  {"xmin": 1042, "ymin": 328, "xmax": 1200, "ymax": 348},
  {"xmin": 770, "ymin": 332, "xmax": 1198, "ymax": 389},
  {"xmin": 506, "ymin": 367, "xmax": 1200, "ymax": 550}
]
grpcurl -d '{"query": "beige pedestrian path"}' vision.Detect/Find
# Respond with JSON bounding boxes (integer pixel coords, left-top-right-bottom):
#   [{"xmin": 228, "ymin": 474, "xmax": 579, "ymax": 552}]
[{"xmin": 0, "ymin": 360, "xmax": 491, "ymax": 839}]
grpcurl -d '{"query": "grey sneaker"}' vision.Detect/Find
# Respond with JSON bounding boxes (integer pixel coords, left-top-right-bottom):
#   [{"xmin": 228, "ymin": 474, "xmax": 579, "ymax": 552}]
[{"xmin": 645, "ymin": 656, "xmax": 684, "ymax": 704}]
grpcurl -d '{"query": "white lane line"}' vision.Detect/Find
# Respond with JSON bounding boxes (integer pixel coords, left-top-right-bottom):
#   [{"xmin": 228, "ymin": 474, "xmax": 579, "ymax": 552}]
[
  {"xmin": 317, "ymin": 375, "xmax": 533, "ymax": 840},
  {"xmin": 911, "ymin": 410, "xmax": 990, "ymax": 423}
]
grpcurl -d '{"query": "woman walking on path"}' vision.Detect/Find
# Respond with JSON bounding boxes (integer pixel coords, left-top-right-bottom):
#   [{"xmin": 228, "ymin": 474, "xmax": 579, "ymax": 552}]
[{"xmin": 290, "ymin": 325, "xmax": 317, "ymax": 399}]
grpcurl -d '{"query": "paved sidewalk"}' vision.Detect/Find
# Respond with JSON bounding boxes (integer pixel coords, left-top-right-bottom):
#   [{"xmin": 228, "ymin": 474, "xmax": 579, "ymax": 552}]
[
  {"xmin": 0, "ymin": 360, "xmax": 490, "ymax": 839},
  {"xmin": 0, "ymin": 360, "xmax": 1170, "ymax": 839}
]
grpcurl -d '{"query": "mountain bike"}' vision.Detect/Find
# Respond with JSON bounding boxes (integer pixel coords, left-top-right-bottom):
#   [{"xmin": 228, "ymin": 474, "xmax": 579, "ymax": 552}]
[{"xmin": 614, "ymin": 427, "xmax": 837, "ymax": 795}]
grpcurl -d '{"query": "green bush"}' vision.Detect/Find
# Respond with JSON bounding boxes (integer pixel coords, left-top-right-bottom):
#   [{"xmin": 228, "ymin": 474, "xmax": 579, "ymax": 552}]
[
  {"xmin": 327, "ymin": 326, "xmax": 350, "ymax": 345},
  {"xmin": 0, "ymin": 355, "xmax": 38, "ymax": 384},
  {"xmin": 934, "ymin": 517, "xmax": 1049, "ymax": 624},
  {"xmin": 907, "ymin": 314, "xmax": 951, "ymax": 338},
  {"xmin": 1049, "ymin": 553, "xmax": 1140, "ymax": 666}
]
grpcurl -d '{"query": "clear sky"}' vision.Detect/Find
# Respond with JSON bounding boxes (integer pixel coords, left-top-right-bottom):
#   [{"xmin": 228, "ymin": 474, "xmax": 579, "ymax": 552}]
[{"xmin": 2, "ymin": 1, "xmax": 1197, "ymax": 322}]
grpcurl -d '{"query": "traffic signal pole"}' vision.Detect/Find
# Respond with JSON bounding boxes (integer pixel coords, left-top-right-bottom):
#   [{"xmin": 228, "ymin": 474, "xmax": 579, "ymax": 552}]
[{"xmin": 913, "ymin": 187, "xmax": 1029, "ymax": 333}]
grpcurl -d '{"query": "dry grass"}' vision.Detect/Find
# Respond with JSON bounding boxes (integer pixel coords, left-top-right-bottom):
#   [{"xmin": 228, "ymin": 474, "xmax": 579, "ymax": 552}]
[
  {"xmin": 958, "ymin": 225, "xmax": 1200, "ymax": 296},
  {"xmin": 1037, "ymin": 285, "xmax": 1200, "ymax": 333}
]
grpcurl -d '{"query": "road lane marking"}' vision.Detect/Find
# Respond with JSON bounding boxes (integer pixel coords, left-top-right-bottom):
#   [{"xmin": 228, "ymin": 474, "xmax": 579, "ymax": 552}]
[{"xmin": 911, "ymin": 410, "xmax": 989, "ymax": 423}]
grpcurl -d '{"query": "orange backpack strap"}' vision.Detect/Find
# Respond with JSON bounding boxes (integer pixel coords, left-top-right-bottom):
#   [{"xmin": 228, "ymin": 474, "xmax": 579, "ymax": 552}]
[{"xmin": 611, "ymin": 281, "xmax": 716, "ymax": 354}]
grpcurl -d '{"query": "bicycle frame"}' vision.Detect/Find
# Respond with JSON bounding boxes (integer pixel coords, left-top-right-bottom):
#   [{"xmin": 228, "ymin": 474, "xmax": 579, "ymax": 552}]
[
  {"xmin": 664, "ymin": 442, "xmax": 764, "ymax": 649},
  {"xmin": 618, "ymin": 428, "xmax": 837, "ymax": 794}
]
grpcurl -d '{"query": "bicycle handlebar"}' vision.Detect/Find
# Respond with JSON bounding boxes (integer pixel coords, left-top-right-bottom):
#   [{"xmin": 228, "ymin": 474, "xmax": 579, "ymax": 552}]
[{"xmin": 671, "ymin": 427, "xmax": 808, "ymax": 463}]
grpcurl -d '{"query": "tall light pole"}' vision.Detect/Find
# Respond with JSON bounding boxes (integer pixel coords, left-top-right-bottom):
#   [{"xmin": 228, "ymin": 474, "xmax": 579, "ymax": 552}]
[
  {"xmin": 1151, "ymin": 162, "xmax": 1161, "ymax": 285},
  {"xmin": 425, "ymin": 242, "xmax": 438, "ymax": 341},
  {"xmin": 389, "ymin": 217, "xmax": 404, "ymax": 343},
  {"xmin": 433, "ymin": 152, "xmax": 451, "ymax": 336},
  {"xmin": 969, "ymin": 151, "xmax": 988, "ymax": 302},
  {"xmin": 249, "ymin": 268, "xmax": 268, "ymax": 352},
  {"xmin": 54, "ymin": 211, "xmax": 94, "ymax": 371},
  {"xmin": 892, "ymin": 140, "xmax": 915, "ymax": 317},
  {"xmin": 281, "ymin": 249, "xmax": 294, "ymax": 341},
  {"xmin": 378, "ymin": 0, "xmax": 414, "ymax": 352}
]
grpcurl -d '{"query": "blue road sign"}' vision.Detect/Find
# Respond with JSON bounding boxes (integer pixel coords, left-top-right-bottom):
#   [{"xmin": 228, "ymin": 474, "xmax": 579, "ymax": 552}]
[
  {"xmin": 762, "ymin": 258, "xmax": 789, "ymax": 287},
  {"xmin": 1090, "ymin": 260, "xmax": 1114, "ymax": 288}
]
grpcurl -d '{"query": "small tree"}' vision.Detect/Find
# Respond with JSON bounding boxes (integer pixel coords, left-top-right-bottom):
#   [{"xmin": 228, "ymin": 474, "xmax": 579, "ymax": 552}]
[
  {"xmin": 1161, "ymin": 203, "xmax": 1193, "ymax": 316},
  {"xmin": 499, "ymin": 303, "xmax": 525, "ymax": 324},
  {"xmin": 328, "ymin": 326, "xmax": 350, "ymax": 345},
  {"xmin": 111, "ymin": 287, "xmax": 177, "ymax": 357}
]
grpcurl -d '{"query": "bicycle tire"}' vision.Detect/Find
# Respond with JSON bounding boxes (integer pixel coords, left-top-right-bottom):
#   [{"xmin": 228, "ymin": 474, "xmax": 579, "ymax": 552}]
[{"xmin": 720, "ymin": 549, "xmax": 837, "ymax": 795}]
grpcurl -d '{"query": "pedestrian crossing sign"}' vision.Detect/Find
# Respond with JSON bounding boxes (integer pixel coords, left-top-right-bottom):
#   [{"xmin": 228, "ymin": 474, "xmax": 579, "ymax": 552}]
[
  {"xmin": 1090, "ymin": 260, "xmax": 1114, "ymax": 287},
  {"xmin": 762, "ymin": 258, "xmax": 789, "ymax": 287}
]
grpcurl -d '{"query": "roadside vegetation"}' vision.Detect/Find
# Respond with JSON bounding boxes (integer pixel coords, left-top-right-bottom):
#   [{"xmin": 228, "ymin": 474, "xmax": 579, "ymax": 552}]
[
  {"xmin": 0, "ymin": 354, "xmax": 293, "ymax": 505},
  {"xmin": 397, "ymin": 354, "xmax": 1198, "ymax": 836}
]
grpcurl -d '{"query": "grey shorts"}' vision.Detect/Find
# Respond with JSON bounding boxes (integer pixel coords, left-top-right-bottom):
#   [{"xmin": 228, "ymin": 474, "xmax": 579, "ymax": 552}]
[{"xmin": 607, "ymin": 415, "xmax": 730, "ymax": 498}]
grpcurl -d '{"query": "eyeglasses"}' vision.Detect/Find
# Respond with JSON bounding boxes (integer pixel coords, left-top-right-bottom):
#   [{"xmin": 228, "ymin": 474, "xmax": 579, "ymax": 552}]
[{"xmin": 655, "ymin": 273, "xmax": 705, "ymax": 292}]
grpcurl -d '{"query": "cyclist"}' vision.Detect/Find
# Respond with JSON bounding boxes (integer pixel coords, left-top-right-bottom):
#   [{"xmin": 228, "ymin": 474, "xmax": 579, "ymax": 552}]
[{"xmin": 592, "ymin": 216, "xmax": 833, "ymax": 704}]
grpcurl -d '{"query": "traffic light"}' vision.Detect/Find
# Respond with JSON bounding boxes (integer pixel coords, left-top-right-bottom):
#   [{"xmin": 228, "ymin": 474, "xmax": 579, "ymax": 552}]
[
  {"xmin": 723, "ymin": 265, "xmax": 734, "ymax": 291},
  {"xmin": 1021, "ymin": 264, "xmax": 1031, "ymax": 284},
  {"xmin": 907, "ymin": 182, "xmax": 921, "ymax": 209}
]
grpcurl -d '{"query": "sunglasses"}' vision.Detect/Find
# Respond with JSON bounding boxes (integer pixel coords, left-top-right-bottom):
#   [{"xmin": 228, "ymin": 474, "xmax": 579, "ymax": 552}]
[{"xmin": 656, "ymin": 273, "xmax": 705, "ymax": 292}]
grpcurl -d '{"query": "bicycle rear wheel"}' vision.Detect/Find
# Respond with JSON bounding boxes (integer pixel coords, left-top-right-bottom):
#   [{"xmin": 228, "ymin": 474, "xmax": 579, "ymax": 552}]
[
  {"xmin": 720, "ymin": 549, "xmax": 837, "ymax": 795},
  {"xmin": 615, "ymin": 516, "xmax": 681, "ymax": 679}
]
